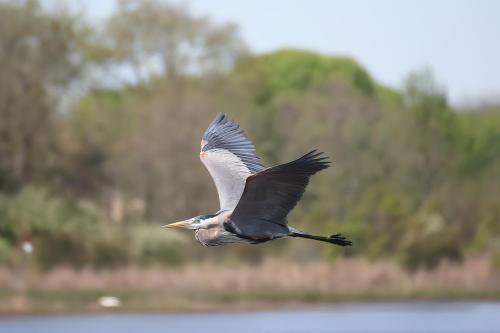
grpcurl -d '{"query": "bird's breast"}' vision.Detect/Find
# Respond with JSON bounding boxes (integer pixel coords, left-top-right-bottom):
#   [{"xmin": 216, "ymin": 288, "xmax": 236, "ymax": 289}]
[
  {"xmin": 195, "ymin": 225, "xmax": 245, "ymax": 246},
  {"xmin": 195, "ymin": 227, "xmax": 222, "ymax": 246}
]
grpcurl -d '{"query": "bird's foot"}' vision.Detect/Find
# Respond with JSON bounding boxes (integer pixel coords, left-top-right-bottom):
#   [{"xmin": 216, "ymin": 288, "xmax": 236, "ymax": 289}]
[{"xmin": 329, "ymin": 233, "xmax": 352, "ymax": 246}]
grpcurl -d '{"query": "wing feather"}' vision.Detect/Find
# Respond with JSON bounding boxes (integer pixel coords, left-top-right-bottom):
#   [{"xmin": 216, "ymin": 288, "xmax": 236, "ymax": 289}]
[
  {"xmin": 228, "ymin": 150, "xmax": 330, "ymax": 237},
  {"xmin": 200, "ymin": 113, "xmax": 265, "ymax": 211},
  {"xmin": 202, "ymin": 113, "xmax": 264, "ymax": 173}
]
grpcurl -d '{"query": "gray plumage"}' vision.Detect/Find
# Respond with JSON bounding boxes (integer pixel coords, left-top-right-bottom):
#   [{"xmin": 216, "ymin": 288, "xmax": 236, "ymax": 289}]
[
  {"xmin": 227, "ymin": 150, "xmax": 329, "ymax": 239},
  {"xmin": 163, "ymin": 113, "xmax": 352, "ymax": 248},
  {"xmin": 203, "ymin": 112, "xmax": 264, "ymax": 173}
]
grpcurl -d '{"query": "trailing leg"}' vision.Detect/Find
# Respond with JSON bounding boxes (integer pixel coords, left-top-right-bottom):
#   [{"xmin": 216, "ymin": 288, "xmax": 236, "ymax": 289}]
[{"xmin": 289, "ymin": 232, "xmax": 352, "ymax": 246}]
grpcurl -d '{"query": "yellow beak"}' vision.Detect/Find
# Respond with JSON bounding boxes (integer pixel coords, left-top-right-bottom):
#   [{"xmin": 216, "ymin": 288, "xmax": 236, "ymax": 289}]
[{"xmin": 162, "ymin": 219, "xmax": 192, "ymax": 229}]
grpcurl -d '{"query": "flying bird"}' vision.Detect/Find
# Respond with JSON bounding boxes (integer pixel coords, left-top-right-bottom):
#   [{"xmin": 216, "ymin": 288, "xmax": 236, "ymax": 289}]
[{"xmin": 163, "ymin": 113, "xmax": 352, "ymax": 247}]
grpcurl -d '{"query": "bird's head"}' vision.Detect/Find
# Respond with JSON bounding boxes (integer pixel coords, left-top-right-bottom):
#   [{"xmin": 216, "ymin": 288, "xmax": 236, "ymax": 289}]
[{"xmin": 162, "ymin": 214, "xmax": 216, "ymax": 230}]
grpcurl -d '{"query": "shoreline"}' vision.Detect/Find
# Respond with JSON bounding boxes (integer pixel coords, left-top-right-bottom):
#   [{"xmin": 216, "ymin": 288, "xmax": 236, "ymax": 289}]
[
  {"xmin": 2, "ymin": 288, "xmax": 500, "ymax": 315},
  {"xmin": 2, "ymin": 257, "xmax": 499, "ymax": 315}
]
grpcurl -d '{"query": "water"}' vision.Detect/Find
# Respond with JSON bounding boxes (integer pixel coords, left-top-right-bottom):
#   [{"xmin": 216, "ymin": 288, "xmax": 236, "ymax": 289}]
[{"xmin": 1, "ymin": 302, "xmax": 499, "ymax": 333}]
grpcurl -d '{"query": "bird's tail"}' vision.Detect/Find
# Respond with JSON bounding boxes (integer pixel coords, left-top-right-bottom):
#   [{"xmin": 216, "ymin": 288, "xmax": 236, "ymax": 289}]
[{"xmin": 289, "ymin": 229, "xmax": 352, "ymax": 247}]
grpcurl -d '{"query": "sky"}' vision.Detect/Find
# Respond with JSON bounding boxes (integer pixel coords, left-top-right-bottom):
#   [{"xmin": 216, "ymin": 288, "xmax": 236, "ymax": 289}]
[{"xmin": 76, "ymin": 0, "xmax": 500, "ymax": 106}]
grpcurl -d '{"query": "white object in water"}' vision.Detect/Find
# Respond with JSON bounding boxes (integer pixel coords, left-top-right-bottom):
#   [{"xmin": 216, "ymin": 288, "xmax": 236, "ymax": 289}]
[{"xmin": 98, "ymin": 296, "xmax": 121, "ymax": 308}]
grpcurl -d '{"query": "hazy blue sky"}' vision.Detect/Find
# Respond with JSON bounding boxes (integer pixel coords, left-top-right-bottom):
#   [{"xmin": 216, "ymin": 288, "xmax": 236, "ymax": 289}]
[{"xmin": 78, "ymin": 0, "xmax": 500, "ymax": 106}]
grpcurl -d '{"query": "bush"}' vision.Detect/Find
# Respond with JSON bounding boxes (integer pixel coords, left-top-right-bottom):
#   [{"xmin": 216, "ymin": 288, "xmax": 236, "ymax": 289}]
[
  {"xmin": 400, "ymin": 212, "xmax": 462, "ymax": 270},
  {"xmin": 129, "ymin": 225, "xmax": 188, "ymax": 266},
  {"xmin": 0, "ymin": 187, "xmax": 102, "ymax": 270},
  {"xmin": 33, "ymin": 231, "xmax": 89, "ymax": 270},
  {"xmin": 0, "ymin": 238, "xmax": 13, "ymax": 266}
]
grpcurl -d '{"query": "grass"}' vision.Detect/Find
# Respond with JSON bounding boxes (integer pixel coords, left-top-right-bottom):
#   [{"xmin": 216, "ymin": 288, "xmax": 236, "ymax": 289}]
[
  {"xmin": 1, "ymin": 257, "xmax": 500, "ymax": 314},
  {"xmin": 2, "ymin": 288, "xmax": 500, "ymax": 315}
]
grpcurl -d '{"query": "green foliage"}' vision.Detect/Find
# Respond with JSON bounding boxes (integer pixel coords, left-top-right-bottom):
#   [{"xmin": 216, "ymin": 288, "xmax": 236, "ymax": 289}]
[
  {"xmin": 105, "ymin": 0, "xmax": 247, "ymax": 78},
  {"xmin": 456, "ymin": 109, "xmax": 500, "ymax": 176},
  {"xmin": 1, "ymin": 0, "xmax": 499, "ymax": 273},
  {"xmin": 403, "ymin": 67, "xmax": 447, "ymax": 109},
  {"xmin": 231, "ymin": 49, "xmax": 380, "ymax": 162},
  {"xmin": 0, "ymin": 187, "xmax": 97, "ymax": 234},
  {"xmin": 0, "ymin": 187, "xmax": 194, "ymax": 270},
  {"xmin": 399, "ymin": 208, "xmax": 462, "ymax": 270},
  {"xmin": 0, "ymin": 238, "xmax": 13, "ymax": 265},
  {"xmin": 0, "ymin": 0, "xmax": 87, "ymax": 192},
  {"xmin": 128, "ymin": 225, "xmax": 188, "ymax": 266},
  {"xmin": 33, "ymin": 230, "xmax": 89, "ymax": 270},
  {"xmin": 0, "ymin": 187, "xmax": 98, "ymax": 270},
  {"xmin": 233, "ymin": 49, "xmax": 375, "ymax": 104}
]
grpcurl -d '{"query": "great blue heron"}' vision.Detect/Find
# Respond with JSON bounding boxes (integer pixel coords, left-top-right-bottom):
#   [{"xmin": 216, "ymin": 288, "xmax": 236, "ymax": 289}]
[{"xmin": 163, "ymin": 113, "xmax": 352, "ymax": 247}]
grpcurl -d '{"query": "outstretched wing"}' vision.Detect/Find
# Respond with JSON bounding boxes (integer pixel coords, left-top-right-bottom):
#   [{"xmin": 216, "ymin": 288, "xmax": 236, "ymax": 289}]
[
  {"xmin": 200, "ymin": 113, "xmax": 265, "ymax": 212},
  {"xmin": 228, "ymin": 150, "xmax": 330, "ymax": 238}
]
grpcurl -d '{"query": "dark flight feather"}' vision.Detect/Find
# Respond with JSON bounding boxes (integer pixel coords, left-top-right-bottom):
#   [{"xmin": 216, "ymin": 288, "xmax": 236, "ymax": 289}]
[
  {"xmin": 228, "ymin": 150, "xmax": 330, "ymax": 238},
  {"xmin": 203, "ymin": 112, "xmax": 265, "ymax": 173}
]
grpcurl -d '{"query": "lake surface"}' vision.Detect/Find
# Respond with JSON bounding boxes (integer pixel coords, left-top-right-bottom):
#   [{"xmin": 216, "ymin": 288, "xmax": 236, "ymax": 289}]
[{"xmin": 1, "ymin": 302, "xmax": 499, "ymax": 333}]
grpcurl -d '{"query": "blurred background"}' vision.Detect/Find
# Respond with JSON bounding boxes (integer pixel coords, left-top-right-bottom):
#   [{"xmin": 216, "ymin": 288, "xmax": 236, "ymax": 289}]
[{"xmin": 1, "ymin": 0, "xmax": 500, "ymax": 320}]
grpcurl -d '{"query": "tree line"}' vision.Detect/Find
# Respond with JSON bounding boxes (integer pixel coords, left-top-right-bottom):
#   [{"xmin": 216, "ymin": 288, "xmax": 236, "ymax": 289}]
[{"xmin": 1, "ymin": 0, "xmax": 499, "ymax": 271}]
